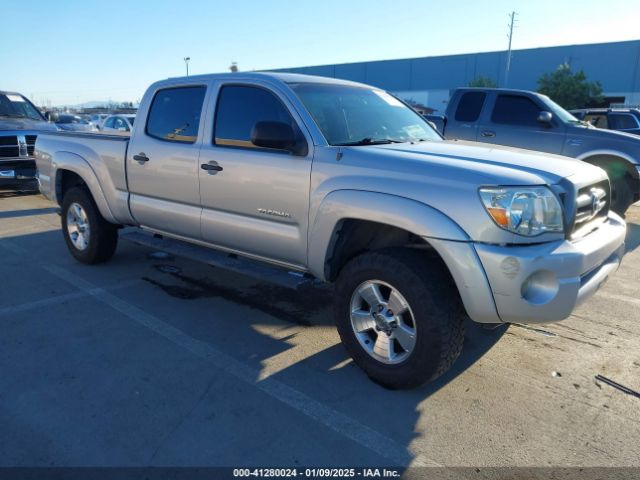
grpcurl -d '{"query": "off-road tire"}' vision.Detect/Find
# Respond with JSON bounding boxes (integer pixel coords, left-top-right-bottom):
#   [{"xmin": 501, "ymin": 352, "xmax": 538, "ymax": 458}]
[
  {"xmin": 61, "ymin": 186, "xmax": 118, "ymax": 264},
  {"xmin": 334, "ymin": 247, "xmax": 465, "ymax": 389},
  {"xmin": 610, "ymin": 173, "xmax": 635, "ymax": 216}
]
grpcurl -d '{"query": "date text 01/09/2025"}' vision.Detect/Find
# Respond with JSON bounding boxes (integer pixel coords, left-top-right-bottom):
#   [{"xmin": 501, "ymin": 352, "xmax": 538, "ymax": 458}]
[{"xmin": 232, "ymin": 468, "xmax": 401, "ymax": 478}]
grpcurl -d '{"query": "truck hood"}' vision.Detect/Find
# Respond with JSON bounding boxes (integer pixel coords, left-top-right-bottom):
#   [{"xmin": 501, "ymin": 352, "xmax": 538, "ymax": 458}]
[
  {"xmin": 365, "ymin": 139, "xmax": 600, "ymax": 185},
  {"xmin": 0, "ymin": 117, "xmax": 58, "ymax": 132}
]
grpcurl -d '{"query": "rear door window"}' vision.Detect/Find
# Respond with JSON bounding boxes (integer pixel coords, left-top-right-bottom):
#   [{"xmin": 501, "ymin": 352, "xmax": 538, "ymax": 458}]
[
  {"xmin": 146, "ymin": 86, "xmax": 206, "ymax": 143},
  {"xmin": 454, "ymin": 92, "xmax": 486, "ymax": 122},
  {"xmin": 491, "ymin": 95, "xmax": 541, "ymax": 127}
]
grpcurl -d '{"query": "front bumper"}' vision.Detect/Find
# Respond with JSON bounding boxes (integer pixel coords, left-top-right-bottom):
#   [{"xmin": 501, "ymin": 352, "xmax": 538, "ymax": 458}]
[
  {"xmin": 474, "ymin": 212, "xmax": 626, "ymax": 324},
  {"xmin": 0, "ymin": 159, "xmax": 37, "ymax": 185}
]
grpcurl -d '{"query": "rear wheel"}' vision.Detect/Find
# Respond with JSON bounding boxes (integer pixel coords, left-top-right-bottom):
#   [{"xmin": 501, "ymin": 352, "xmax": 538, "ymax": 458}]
[
  {"xmin": 61, "ymin": 187, "xmax": 118, "ymax": 264},
  {"xmin": 334, "ymin": 248, "xmax": 465, "ymax": 389}
]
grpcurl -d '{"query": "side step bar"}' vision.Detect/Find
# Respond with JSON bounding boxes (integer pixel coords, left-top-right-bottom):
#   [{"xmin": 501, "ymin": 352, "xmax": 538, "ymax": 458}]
[{"xmin": 120, "ymin": 230, "xmax": 316, "ymax": 290}]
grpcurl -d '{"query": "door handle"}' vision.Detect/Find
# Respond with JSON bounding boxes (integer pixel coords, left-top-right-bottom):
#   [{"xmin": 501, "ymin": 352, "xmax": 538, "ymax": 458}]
[
  {"xmin": 201, "ymin": 163, "xmax": 223, "ymax": 173},
  {"xmin": 133, "ymin": 153, "xmax": 149, "ymax": 163},
  {"xmin": 481, "ymin": 131, "xmax": 496, "ymax": 138}
]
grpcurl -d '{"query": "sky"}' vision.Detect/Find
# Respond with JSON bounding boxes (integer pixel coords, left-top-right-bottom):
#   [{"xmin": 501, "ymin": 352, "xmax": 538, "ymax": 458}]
[{"xmin": 2, "ymin": 0, "xmax": 639, "ymax": 106}]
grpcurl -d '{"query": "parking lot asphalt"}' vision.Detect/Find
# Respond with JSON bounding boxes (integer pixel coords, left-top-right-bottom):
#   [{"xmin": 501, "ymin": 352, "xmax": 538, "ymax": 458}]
[{"xmin": 1, "ymin": 189, "xmax": 639, "ymax": 469}]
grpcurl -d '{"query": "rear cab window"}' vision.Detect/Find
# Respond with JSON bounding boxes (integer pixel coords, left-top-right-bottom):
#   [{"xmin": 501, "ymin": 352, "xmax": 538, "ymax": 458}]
[
  {"xmin": 454, "ymin": 92, "xmax": 486, "ymax": 122},
  {"xmin": 491, "ymin": 95, "xmax": 541, "ymax": 127},
  {"xmin": 146, "ymin": 86, "xmax": 207, "ymax": 142}
]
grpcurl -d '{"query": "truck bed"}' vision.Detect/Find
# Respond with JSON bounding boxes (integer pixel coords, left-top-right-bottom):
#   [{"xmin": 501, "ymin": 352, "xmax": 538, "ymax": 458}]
[{"xmin": 35, "ymin": 130, "xmax": 133, "ymax": 225}]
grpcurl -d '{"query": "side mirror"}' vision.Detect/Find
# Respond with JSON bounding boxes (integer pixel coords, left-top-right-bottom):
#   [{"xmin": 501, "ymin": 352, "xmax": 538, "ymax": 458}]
[
  {"xmin": 251, "ymin": 121, "xmax": 306, "ymax": 155},
  {"xmin": 537, "ymin": 111, "xmax": 553, "ymax": 126}
]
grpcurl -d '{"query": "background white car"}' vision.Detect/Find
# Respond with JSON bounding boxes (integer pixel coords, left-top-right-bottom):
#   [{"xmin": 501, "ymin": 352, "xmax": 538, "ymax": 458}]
[
  {"xmin": 101, "ymin": 114, "xmax": 136, "ymax": 134},
  {"xmin": 88, "ymin": 114, "xmax": 109, "ymax": 130}
]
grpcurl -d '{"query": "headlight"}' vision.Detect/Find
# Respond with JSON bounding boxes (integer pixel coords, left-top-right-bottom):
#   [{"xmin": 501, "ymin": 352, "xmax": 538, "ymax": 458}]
[{"xmin": 479, "ymin": 186, "xmax": 564, "ymax": 236}]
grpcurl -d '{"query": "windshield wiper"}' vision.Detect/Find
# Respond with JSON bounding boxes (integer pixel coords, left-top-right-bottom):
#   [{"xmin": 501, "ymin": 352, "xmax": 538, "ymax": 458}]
[
  {"xmin": 334, "ymin": 137, "xmax": 405, "ymax": 146},
  {"xmin": 0, "ymin": 114, "xmax": 26, "ymax": 119}
]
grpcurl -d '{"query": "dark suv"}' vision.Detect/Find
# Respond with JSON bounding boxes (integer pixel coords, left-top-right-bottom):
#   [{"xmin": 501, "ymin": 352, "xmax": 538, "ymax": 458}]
[
  {"xmin": 570, "ymin": 108, "xmax": 640, "ymax": 136},
  {"xmin": 0, "ymin": 91, "xmax": 57, "ymax": 188}
]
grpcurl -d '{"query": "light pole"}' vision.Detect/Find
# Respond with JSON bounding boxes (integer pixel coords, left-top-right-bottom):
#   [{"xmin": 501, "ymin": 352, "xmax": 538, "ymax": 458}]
[
  {"xmin": 504, "ymin": 11, "xmax": 517, "ymax": 87},
  {"xmin": 184, "ymin": 57, "xmax": 190, "ymax": 76}
]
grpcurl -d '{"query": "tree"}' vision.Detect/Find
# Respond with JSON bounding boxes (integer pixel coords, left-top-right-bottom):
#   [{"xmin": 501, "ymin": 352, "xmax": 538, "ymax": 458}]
[
  {"xmin": 537, "ymin": 63, "xmax": 603, "ymax": 109},
  {"xmin": 468, "ymin": 76, "xmax": 497, "ymax": 88}
]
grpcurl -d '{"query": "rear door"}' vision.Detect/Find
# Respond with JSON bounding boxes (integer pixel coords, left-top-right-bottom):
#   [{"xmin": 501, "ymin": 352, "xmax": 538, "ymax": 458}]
[
  {"xmin": 445, "ymin": 91, "xmax": 486, "ymax": 140},
  {"xmin": 127, "ymin": 84, "xmax": 208, "ymax": 239},
  {"xmin": 197, "ymin": 82, "xmax": 313, "ymax": 268},
  {"xmin": 477, "ymin": 93, "xmax": 566, "ymax": 153}
]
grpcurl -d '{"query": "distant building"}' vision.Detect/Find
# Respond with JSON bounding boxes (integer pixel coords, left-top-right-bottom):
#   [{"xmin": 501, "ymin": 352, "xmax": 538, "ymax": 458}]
[{"xmin": 274, "ymin": 40, "xmax": 640, "ymax": 113}]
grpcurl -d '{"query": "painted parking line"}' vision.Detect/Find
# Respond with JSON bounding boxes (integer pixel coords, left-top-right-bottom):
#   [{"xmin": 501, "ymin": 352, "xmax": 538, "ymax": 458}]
[
  {"xmin": 42, "ymin": 262, "xmax": 436, "ymax": 468},
  {"xmin": 0, "ymin": 279, "xmax": 141, "ymax": 317}
]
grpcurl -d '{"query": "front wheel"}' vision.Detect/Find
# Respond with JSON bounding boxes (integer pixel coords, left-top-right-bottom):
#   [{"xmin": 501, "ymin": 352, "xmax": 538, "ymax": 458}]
[
  {"xmin": 334, "ymin": 248, "xmax": 465, "ymax": 389},
  {"xmin": 61, "ymin": 187, "xmax": 118, "ymax": 264},
  {"xmin": 610, "ymin": 173, "xmax": 635, "ymax": 216}
]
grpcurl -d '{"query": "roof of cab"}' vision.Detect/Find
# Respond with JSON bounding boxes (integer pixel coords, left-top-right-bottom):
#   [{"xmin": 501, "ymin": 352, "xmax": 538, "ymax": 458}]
[{"xmin": 164, "ymin": 71, "xmax": 372, "ymax": 89}]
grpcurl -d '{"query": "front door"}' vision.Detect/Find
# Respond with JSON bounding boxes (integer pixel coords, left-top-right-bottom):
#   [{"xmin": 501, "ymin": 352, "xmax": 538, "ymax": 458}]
[
  {"xmin": 127, "ymin": 85, "xmax": 207, "ymax": 239},
  {"xmin": 477, "ymin": 93, "xmax": 566, "ymax": 154},
  {"xmin": 198, "ymin": 83, "xmax": 313, "ymax": 268}
]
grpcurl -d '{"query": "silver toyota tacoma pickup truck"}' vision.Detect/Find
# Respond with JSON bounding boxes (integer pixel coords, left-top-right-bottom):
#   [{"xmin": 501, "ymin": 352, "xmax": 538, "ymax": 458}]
[{"xmin": 36, "ymin": 73, "xmax": 626, "ymax": 389}]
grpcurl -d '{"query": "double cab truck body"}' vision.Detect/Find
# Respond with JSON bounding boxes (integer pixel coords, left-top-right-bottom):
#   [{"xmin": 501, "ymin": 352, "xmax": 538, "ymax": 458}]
[
  {"xmin": 36, "ymin": 73, "xmax": 626, "ymax": 388},
  {"xmin": 441, "ymin": 88, "xmax": 640, "ymax": 214}
]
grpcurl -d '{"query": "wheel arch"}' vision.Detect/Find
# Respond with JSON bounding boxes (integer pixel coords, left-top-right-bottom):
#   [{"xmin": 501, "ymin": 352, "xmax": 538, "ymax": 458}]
[
  {"xmin": 53, "ymin": 152, "xmax": 118, "ymax": 224},
  {"xmin": 578, "ymin": 151, "xmax": 639, "ymax": 179},
  {"xmin": 307, "ymin": 190, "xmax": 469, "ymax": 282}
]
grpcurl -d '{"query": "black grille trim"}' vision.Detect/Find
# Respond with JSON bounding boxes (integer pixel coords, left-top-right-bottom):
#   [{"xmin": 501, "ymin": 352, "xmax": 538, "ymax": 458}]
[
  {"xmin": 570, "ymin": 179, "xmax": 610, "ymax": 239},
  {"xmin": 0, "ymin": 134, "xmax": 38, "ymax": 158}
]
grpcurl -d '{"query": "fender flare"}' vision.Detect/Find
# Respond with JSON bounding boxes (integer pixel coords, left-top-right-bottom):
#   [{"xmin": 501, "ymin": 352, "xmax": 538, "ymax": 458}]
[
  {"xmin": 307, "ymin": 189, "xmax": 469, "ymax": 280},
  {"xmin": 53, "ymin": 151, "xmax": 118, "ymax": 223},
  {"xmin": 577, "ymin": 150, "xmax": 640, "ymax": 179}
]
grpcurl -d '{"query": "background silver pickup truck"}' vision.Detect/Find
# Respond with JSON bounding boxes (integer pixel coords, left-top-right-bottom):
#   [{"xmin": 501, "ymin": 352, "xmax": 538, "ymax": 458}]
[
  {"xmin": 440, "ymin": 87, "xmax": 640, "ymax": 215},
  {"xmin": 35, "ymin": 73, "xmax": 626, "ymax": 389}
]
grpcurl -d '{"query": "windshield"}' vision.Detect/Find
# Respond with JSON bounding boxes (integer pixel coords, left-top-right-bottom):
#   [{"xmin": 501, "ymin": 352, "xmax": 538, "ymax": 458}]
[
  {"xmin": 127, "ymin": 116, "xmax": 135, "ymax": 125},
  {"xmin": 0, "ymin": 93, "xmax": 44, "ymax": 121},
  {"xmin": 289, "ymin": 83, "xmax": 441, "ymax": 145},
  {"xmin": 541, "ymin": 95, "xmax": 580, "ymax": 123}
]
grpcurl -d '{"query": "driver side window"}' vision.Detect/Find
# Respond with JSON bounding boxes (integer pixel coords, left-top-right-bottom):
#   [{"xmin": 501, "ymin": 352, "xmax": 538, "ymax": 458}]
[
  {"xmin": 214, "ymin": 85, "xmax": 297, "ymax": 149},
  {"xmin": 491, "ymin": 95, "xmax": 542, "ymax": 127}
]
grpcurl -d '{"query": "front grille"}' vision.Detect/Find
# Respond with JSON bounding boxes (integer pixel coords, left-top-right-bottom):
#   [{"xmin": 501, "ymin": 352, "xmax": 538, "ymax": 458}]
[
  {"xmin": 571, "ymin": 179, "xmax": 610, "ymax": 238},
  {"xmin": 0, "ymin": 134, "xmax": 37, "ymax": 158},
  {"xmin": 26, "ymin": 135, "xmax": 37, "ymax": 155}
]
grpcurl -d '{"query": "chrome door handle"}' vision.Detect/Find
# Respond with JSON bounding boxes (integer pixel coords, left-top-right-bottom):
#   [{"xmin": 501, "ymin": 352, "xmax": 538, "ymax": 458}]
[
  {"xmin": 481, "ymin": 131, "xmax": 496, "ymax": 138},
  {"xmin": 133, "ymin": 153, "xmax": 149, "ymax": 163}
]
